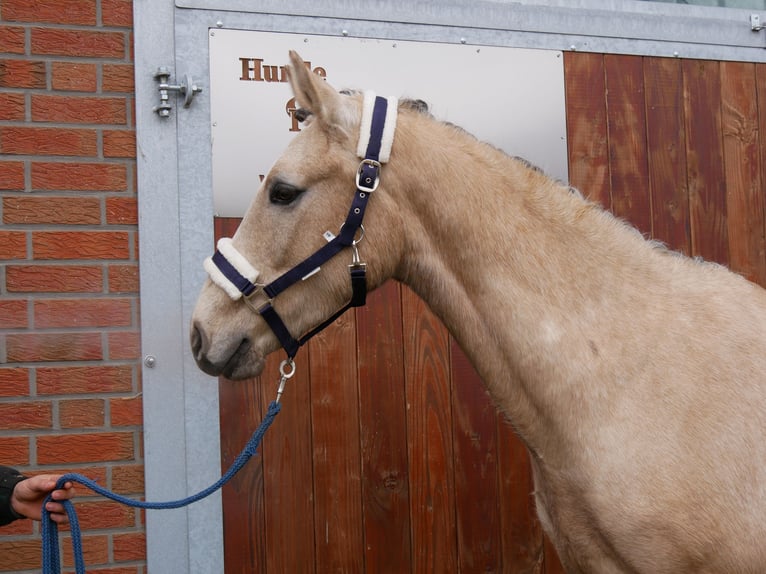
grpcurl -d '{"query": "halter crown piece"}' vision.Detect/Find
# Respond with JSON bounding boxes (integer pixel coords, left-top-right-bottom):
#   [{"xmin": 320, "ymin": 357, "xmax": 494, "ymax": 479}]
[{"xmin": 204, "ymin": 91, "xmax": 398, "ymax": 359}]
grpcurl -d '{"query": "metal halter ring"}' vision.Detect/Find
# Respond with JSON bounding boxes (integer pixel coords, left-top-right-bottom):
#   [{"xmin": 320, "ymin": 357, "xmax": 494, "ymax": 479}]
[
  {"xmin": 279, "ymin": 358, "xmax": 296, "ymax": 379},
  {"xmin": 338, "ymin": 223, "xmax": 365, "ymax": 246}
]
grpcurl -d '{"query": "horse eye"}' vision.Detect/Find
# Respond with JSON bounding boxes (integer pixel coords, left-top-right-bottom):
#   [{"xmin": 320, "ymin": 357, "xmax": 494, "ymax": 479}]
[{"xmin": 269, "ymin": 182, "xmax": 304, "ymax": 205}]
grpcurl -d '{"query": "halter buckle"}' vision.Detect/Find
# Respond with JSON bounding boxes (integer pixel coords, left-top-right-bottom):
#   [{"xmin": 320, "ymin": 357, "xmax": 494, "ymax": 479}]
[
  {"xmin": 242, "ymin": 286, "xmax": 272, "ymax": 314},
  {"xmin": 356, "ymin": 159, "xmax": 381, "ymax": 192}
]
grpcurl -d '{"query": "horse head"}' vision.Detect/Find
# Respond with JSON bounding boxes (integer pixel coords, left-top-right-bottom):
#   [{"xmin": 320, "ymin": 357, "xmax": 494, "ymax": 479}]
[{"xmin": 191, "ymin": 51, "xmax": 407, "ymax": 380}]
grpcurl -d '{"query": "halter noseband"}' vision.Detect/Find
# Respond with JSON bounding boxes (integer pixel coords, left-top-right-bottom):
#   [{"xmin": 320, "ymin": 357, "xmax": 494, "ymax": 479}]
[{"xmin": 204, "ymin": 91, "xmax": 397, "ymax": 360}]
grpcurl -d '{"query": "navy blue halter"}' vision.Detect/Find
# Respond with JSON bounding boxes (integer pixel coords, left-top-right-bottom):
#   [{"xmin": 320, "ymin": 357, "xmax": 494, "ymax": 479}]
[{"xmin": 209, "ymin": 95, "xmax": 392, "ymax": 359}]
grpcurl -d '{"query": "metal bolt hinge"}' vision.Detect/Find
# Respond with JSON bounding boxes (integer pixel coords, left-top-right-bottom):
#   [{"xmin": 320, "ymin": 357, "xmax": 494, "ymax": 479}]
[
  {"xmin": 751, "ymin": 14, "xmax": 763, "ymax": 31},
  {"xmin": 153, "ymin": 67, "xmax": 203, "ymax": 118}
]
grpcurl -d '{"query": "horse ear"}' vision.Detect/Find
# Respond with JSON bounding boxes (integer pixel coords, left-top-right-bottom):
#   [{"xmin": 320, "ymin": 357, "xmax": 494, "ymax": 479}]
[{"xmin": 286, "ymin": 50, "xmax": 350, "ymax": 132}]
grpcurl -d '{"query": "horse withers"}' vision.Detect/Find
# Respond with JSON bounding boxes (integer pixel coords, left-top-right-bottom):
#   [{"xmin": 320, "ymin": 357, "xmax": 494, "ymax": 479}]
[{"xmin": 191, "ymin": 51, "xmax": 766, "ymax": 573}]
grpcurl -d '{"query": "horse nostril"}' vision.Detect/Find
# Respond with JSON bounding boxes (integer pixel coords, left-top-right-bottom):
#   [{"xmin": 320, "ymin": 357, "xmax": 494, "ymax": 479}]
[{"xmin": 191, "ymin": 322, "xmax": 208, "ymax": 361}]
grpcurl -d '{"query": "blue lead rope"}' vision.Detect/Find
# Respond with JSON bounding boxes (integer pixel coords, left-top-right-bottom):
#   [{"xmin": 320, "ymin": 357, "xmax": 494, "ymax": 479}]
[{"xmin": 41, "ymin": 400, "xmax": 282, "ymax": 574}]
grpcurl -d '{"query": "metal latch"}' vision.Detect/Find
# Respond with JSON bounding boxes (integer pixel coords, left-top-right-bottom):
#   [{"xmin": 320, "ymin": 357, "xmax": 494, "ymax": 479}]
[
  {"xmin": 751, "ymin": 14, "xmax": 763, "ymax": 31},
  {"xmin": 153, "ymin": 67, "xmax": 203, "ymax": 117}
]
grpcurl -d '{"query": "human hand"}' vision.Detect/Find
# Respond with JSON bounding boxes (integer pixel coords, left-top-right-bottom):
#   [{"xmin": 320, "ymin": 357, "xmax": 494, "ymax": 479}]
[{"xmin": 11, "ymin": 475, "xmax": 75, "ymax": 523}]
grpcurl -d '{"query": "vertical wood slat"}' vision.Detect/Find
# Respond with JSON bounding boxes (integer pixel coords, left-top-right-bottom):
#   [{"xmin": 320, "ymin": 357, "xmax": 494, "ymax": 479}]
[
  {"xmin": 645, "ymin": 57, "xmax": 690, "ymax": 252},
  {"xmin": 261, "ymin": 348, "xmax": 316, "ymax": 574},
  {"xmin": 450, "ymin": 340, "xmax": 501, "ymax": 572},
  {"xmin": 308, "ymin": 315, "xmax": 365, "ymax": 572},
  {"xmin": 564, "ymin": 52, "xmax": 611, "ymax": 209},
  {"xmin": 402, "ymin": 285, "xmax": 458, "ymax": 573},
  {"xmin": 756, "ymin": 63, "xmax": 766, "ymax": 286},
  {"xmin": 721, "ymin": 61, "xmax": 766, "ymax": 287},
  {"xmin": 682, "ymin": 59, "xmax": 728, "ymax": 265},
  {"xmin": 355, "ymin": 280, "xmax": 412, "ymax": 573},
  {"xmin": 605, "ymin": 54, "xmax": 652, "ymax": 235}
]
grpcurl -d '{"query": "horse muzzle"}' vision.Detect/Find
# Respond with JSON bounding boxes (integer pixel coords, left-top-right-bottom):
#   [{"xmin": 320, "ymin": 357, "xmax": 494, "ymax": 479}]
[{"xmin": 190, "ymin": 320, "xmax": 266, "ymax": 380}]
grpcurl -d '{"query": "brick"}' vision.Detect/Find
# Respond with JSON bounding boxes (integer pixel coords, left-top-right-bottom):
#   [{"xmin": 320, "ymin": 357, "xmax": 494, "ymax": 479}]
[
  {"xmin": 108, "ymin": 264, "xmax": 138, "ymax": 293},
  {"xmin": 108, "ymin": 331, "xmax": 139, "ymax": 360},
  {"xmin": 0, "ymin": 59, "xmax": 46, "ymax": 89},
  {"xmin": 6, "ymin": 332, "xmax": 103, "ymax": 362},
  {"xmin": 60, "ymin": 398, "xmax": 105, "ymax": 428},
  {"xmin": 0, "ymin": 26, "xmax": 26, "ymax": 54},
  {"xmin": 34, "ymin": 298, "xmax": 132, "ymax": 328},
  {"xmin": 0, "ymin": 401, "xmax": 52, "ymax": 430},
  {"xmin": 0, "ymin": 93, "xmax": 25, "ymax": 120},
  {"xmin": 110, "ymin": 395, "xmax": 141, "ymax": 426},
  {"xmin": 0, "ymin": 436, "xmax": 29, "ymax": 465},
  {"xmin": 61, "ymin": 534, "xmax": 109, "ymax": 568},
  {"xmin": 102, "ymin": 63, "xmax": 134, "ymax": 93},
  {"xmin": 0, "ymin": 126, "xmax": 98, "ymax": 156},
  {"xmin": 37, "ymin": 365, "xmax": 133, "ymax": 394},
  {"xmin": 31, "ymin": 27, "xmax": 124, "ymax": 58},
  {"xmin": 0, "ymin": 517, "xmax": 33, "ymax": 535},
  {"xmin": 6, "ymin": 264, "xmax": 103, "ymax": 293},
  {"xmin": 33, "ymin": 231, "xmax": 130, "ymax": 260},
  {"xmin": 0, "ymin": 368, "xmax": 29, "ymax": 396},
  {"xmin": 103, "ymin": 129, "xmax": 136, "ymax": 158},
  {"xmin": 2, "ymin": 0, "xmax": 97, "ymax": 25},
  {"xmin": 111, "ymin": 464, "xmax": 144, "ymax": 494},
  {"xmin": 51, "ymin": 61, "xmax": 98, "ymax": 92},
  {"xmin": 102, "ymin": 0, "xmax": 133, "ymax": 27},
  {"xmin": 3, "ymin": 196, "xmax": 101, "ymax": 225},
  {"xmin": 0, "ymin": 539, "xmax": 40, "ymax": 571},
  {"xmin": 0, "ymin": 299, "xmax": 28, "ymax": 328},
  {"xmin": 32, "ymin": 162, "xmax": 127, "ymax": 191},
  {"xmin": 0, "ymin": 161, "xmax": 25, "ymax": 190},
  {"xmin": 75, "ymin": 500, "xmax": 136, "ymax": 529},
  {"xmin": 32, "ymin": 94, "xmax": 126, "ymax": 124},
  {"xmin": 106, "ymin": 197, "xmax": 137, "ymax": 224},
  {"xmin": 113, "ymin": 532, "xmax": 146, "ymax": 562},
  {"xmin": 37, "ymin": 431, "xmax": 134, "ymax": 464},
  {"xmin": 0, "ymin": 231, "xmax": 27, "ymax": 259}
]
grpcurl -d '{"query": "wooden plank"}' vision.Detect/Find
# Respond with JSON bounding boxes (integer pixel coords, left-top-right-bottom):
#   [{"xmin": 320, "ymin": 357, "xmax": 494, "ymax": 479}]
[
  {"xmin": 497, "ymin": 416, "xmax": 545, "ymax": 573},
  {"xmin": 564, "ymin": 52, "xmax": 611, "ymax": 210},
  {"xmin": 605, "ymin": 55, "xmax": 652, "ymax": 234},
  {"xmin": 308, "ymin": 313, "xmax": 365, "ymax": 572},
  {"xmin": 355, "ymin": 280, "xmax": 412, "ymax": 573},
  {"xmin": 757, "ymin": 62, "xmax": 766, "ymax": 286},
  {"xmin": 261, "ymin": 349, "xmax": 316, "ymax": 574},
  {"xmin": 644, "ymin": 57, "xmax": 690, "ymax": 252},
  {"xmin": 450, "ymin": 339, "xmax": 502, "ymax": 572},
  {"xmin": 219, "ymin": 375, "xmax": 267, "ymax": 573},
  {"xmin": 721, "ymin": 61, "xmax": 766, "ymax": 286},
  {"xmin": 682, "ymin": 59, "xmax": 729, "ymax": 265},
  {"xmin": 402, "ymin": 285, "xmax": 458, "ymax": 573}
]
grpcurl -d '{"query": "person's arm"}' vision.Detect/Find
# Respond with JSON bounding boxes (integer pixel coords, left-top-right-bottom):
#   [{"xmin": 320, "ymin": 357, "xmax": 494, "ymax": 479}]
[{"xmin": 0, "ymin": 466, "xmax": 27, "ymax": 526}]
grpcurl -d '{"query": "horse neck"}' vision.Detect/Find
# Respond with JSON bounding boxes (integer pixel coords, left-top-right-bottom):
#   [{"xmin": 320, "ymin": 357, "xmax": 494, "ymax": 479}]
[{"xmin": 388, "ymin": 116, "xmax": 652, "ymax": 452}]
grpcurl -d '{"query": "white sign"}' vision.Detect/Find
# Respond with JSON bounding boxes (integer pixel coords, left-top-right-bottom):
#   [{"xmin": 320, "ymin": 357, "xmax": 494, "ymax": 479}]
[{"xmin": 209, "ymin": 30, "xmax": 567, "ymax": 217}]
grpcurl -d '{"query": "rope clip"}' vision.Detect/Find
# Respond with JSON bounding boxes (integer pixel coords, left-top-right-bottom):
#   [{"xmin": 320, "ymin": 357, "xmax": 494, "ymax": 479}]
[{"xmin": 275, "ymin": 358, "xmax": 296, "ymax": 403}]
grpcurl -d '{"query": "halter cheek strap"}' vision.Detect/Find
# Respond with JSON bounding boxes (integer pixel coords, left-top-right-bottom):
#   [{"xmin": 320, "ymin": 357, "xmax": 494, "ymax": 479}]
[{"xmin": 204, "ymin": 91, "xmax": 397, "ymax": 359}]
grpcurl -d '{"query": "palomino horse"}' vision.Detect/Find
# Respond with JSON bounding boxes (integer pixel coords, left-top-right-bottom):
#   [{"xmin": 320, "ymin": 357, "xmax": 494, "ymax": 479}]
[{"xmin": 191, "ymin": 51, "xmax": 766, "ymax": 573}]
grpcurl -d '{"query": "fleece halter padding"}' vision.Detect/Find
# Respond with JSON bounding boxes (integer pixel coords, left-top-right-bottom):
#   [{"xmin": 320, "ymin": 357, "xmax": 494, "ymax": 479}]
[
  {"xmin": 203, "ymin": 238, "xmax": 259, "ymax": 300},
  {"xmin": 204, "ymin": 90, "xmax": 397, "ymax": 358}
]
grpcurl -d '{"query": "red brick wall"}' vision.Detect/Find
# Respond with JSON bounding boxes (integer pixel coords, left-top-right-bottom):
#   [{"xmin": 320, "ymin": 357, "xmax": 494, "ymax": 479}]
[{"xmin": 0, "ymin": 1, "xmax": 144, "ymax": 572}]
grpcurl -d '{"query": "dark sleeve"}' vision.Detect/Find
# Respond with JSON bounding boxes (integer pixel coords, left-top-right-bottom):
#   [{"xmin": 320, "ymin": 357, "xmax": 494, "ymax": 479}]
[{"xmin": 0, "ymin": 466, "xmax": 27, "ymax": 526}]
